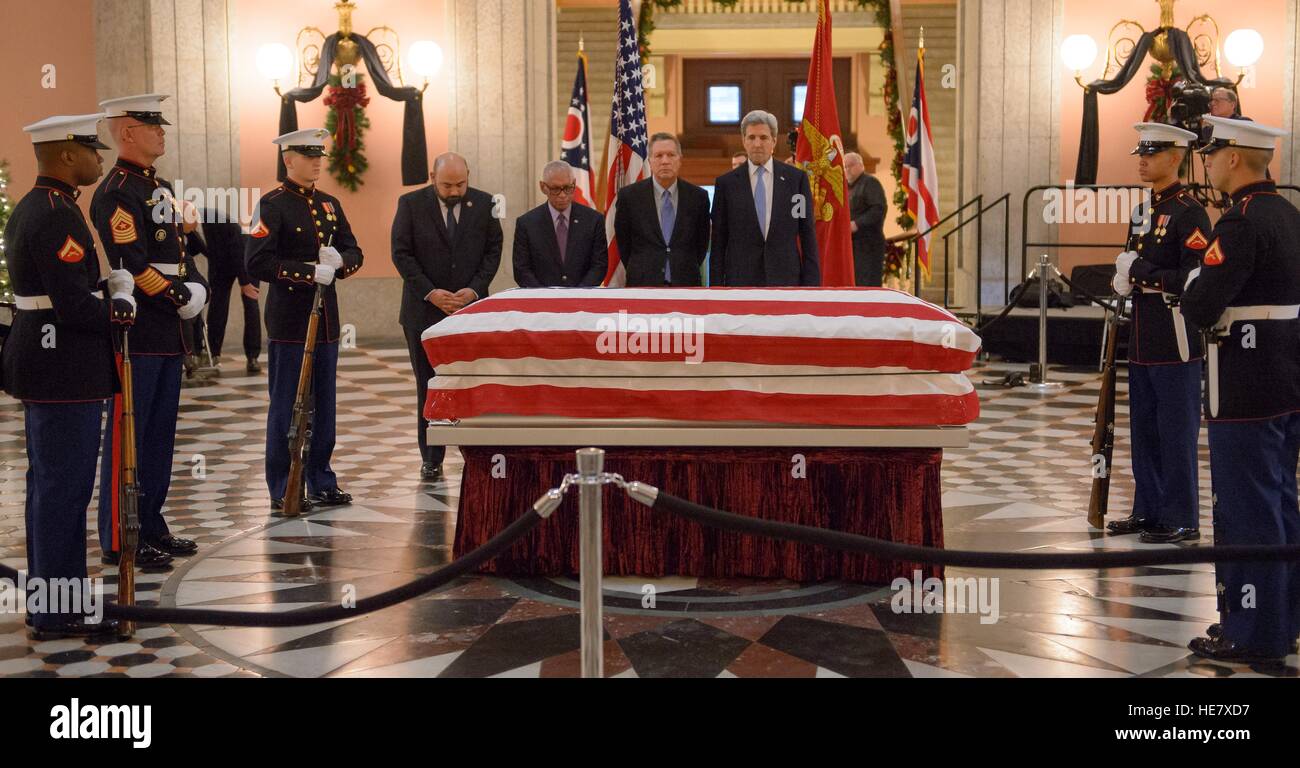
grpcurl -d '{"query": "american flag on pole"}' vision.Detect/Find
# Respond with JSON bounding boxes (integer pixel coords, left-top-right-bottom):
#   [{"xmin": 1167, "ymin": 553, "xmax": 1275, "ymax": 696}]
[
  {"xmin": 420, "ymin": 288, "xmax": 982, "ymax": 427},
  {"xmin": 903, "ymin": 31, "xmax": 940, "ymax": 282},
  {"xmin": 561, "ymin": 46, "xmax": 597, "ymax": 208},
  {"xmin": 599, "ymin": 0, "xmax": 649, "ymax": 287}
]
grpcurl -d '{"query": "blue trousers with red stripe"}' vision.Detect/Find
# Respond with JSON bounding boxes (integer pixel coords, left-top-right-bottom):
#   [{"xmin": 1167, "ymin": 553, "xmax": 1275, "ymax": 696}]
[
  {"xmin": 97, "ymin": 353, "xmax": 182, "ymax": 552},
  {"xmin": 265, "ymin": 340, "xmax": 339, "ymax": 499},
  {"xmin": 24, "ymin": 401, "xmax": 103, "ymax": 628},
  {"xmin": 1127, "ymin": 361, "xmax": 1202, "ymax": 529},
  {"xmin": 1207, "ymin": 413, "xmax": 1300, "ymax": 656}
]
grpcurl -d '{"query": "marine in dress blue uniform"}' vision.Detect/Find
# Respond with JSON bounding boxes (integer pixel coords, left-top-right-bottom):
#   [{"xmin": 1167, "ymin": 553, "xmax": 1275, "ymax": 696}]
[
  {"xmin": 0, "ymin": 114, "xmax": 134, "ymax": 638},
  {"xmin": 1182, "ymin": 116, "xmax": 1300, "ymax": 664},
  {"xmin": 245, "ymin": 129, "xmax": 363, "ymax": 511},
  {"xmin": 1107, "ymin": 123, "xmax": 1209, "ymax": 544},
  {"xmin": 91, "ymin": 94, "xmax": 209, "ymax": 570}
]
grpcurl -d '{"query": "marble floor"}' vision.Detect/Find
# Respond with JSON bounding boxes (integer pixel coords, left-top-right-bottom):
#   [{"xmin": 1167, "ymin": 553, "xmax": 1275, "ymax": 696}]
[{"xmin": 1, "ymin": 346, "xmax": 1296, "ymax": 678}]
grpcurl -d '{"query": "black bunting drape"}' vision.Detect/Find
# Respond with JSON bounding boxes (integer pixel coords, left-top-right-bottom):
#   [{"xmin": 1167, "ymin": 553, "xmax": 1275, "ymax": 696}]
[
  {"xmin": 1074, "ymin": 28, "xmax": 1233, "ymax": 184},
  {"xmin": 276, "ymin": 32, "xmax": 428, "ymax": 186}
]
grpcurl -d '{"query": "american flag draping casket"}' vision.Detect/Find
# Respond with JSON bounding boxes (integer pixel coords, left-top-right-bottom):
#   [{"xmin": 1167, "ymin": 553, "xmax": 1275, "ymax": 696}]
[{"xmin": 420, "ymin": 288, "xmax": 981, "ymax": 427}]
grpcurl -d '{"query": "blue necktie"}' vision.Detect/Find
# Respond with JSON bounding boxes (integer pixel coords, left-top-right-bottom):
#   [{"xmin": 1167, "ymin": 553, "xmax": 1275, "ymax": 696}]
[
  {"xmin": 754, "ymin": 165, "xmax": 767, "ymax": 239},
  {"xmin": 661, "ymin": 189, "xmax": 675, "ymax": 282}
]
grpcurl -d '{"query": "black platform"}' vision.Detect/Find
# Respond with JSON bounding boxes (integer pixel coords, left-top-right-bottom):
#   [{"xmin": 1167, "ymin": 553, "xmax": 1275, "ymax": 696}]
[{"xmin": 978, "ymin": 305, "xmax": 1129, "ymax": 366}]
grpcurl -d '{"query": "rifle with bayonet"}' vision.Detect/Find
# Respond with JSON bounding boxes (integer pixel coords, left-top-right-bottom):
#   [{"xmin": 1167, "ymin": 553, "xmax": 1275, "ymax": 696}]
[
  {"xmin": 116, "ymin": 326, "xmax": 141, "ymax": 637},
  {"xmin": 1087, "ymin": 227, "xmax": 1139, "ymax": 529},
  {"xmin": 281, "ymin": 278, "xmax": 326, "ymax": 518}
]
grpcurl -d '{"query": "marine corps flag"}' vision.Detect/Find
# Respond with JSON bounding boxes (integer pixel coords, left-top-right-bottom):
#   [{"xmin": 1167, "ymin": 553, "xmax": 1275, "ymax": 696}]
[{"xmin": 794, "ymin": 0, "xmax": 855, "ymax": 287}]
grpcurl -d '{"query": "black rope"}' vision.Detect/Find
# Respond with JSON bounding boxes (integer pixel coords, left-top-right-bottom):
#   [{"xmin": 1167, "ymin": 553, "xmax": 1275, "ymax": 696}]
[
  {"xmin": 650, "ymin": 490, "xmax": 1300, "ymax": 569},
  {"xmin": 0, "ymin": 506, "xmax": 543, "ymax": 628}
]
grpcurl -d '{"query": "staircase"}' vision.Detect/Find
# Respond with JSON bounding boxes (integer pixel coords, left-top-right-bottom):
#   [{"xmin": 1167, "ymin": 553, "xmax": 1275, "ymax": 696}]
[{"xmin": 898, "ymin": 0, "xmax": 958, "ymax": 305}]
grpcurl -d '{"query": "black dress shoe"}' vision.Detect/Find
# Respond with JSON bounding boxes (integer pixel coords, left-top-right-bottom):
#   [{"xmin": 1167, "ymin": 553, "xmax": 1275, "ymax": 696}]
[
  {"xmin": 144, "ymin": 534, "xmax": 197, "ymax": 556},
  {"xmin": 420, "ymin": 462, "xmax": 443, "ymax": 480},
  {"xmin": 101, "ymin": 543, "xmax": 174, "ymax": 571},
  {"xmin": 246, "ymin": 357, "xmax": 262, "ymax": 374},
  {"xmin": 1188, "ymin": 635, "xmax": 1286, "ymax": 665},
  {"xmin": 1206, "ymin": 623, "xmax": 1298, "ymax": 653},
  {"xmin": 1106, "ymin": 515, "xmax": 1151, "ymax": 535},
  {"xmin": 270, "ymin": 496, "xmax": 314, "ymax": 514},
  {"xmin": 1139, "ymin": 526, "xmax": 1201, "ymax": 544},
  {"xmin": 308, "ymin": 487, "xmax": 352, "ymax": 506},
  {"xmin": 30, "ymin": 617, "xmax": 121, "ymax": 641}
]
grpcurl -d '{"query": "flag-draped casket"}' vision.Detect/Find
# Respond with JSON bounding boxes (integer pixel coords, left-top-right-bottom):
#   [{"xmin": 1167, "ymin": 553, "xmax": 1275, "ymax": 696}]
[{"xmin": 421, "ymin": 287, "xmax": 980, "ymax": 427}]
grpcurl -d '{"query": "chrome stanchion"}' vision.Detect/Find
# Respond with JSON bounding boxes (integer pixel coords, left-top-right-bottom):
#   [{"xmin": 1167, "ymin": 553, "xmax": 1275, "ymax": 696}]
[
  {"xmin": 575, "ymin": 447, "xmax": 605, "ymax": 679},
  {"xmin": 1026, "ymin": 253, "xmax": 1064, "ymax": 392}
]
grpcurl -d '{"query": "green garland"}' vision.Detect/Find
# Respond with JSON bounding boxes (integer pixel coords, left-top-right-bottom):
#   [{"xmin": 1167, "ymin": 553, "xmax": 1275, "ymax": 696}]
[
  {"xmin": 0, "ymin": 160, "xmax": 12, "ymax": 304},
  {"xmin": 323, "ymin": 73, "xmax": 371, "ymax": 192}
]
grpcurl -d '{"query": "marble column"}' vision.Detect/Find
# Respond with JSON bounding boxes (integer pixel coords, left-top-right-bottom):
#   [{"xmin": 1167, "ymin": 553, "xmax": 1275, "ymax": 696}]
[
  {"xmin": 93, "ymin": 0, "xmax": 239, "ymax": 188},
  {"xmin": 958, "ymin": 0, "xmax": 1063, "ymax": 309},
  {"xmin": 449, "ymin": 0, "xmax": 557, "ymax": 293}
]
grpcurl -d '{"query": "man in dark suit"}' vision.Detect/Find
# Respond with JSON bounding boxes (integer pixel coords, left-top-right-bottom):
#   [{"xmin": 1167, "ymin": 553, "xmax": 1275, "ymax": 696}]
[
  {"xmin": 512, "ymin": 161, "xmax": 607, "ymax": 288},
  {"xmin": 197, "ymin": 211, "xmax": 262, "ymax": 373},
  {"xmin": 392, "ymin": 152, "xmax": 502, "ymax": 479},
  {"xmin": 710, "ymin": 110, "xmax": 820, "ymax": 287},
  {"xmin": 614, "ymin": 133, "xmax": 710, "ymax": 287},
  {"xmin": 844, "ymin": 152, "xmax": 888, "ymax": 287}
]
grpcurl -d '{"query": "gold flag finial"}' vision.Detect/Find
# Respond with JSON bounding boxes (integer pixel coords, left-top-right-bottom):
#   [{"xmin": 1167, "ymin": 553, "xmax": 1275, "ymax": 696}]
[
  {"xmin": 579, "ymin": 32, "xmax": 584, "ymax": 54},
  {"xmin": 919, "ymin": 26, "xmax": 926, "ymax": 50}
]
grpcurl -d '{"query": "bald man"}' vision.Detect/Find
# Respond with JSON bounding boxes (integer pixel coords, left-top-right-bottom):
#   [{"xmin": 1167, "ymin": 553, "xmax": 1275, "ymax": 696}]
[
  {"xmin": 844, "ymin": 152, "xmax": 888, "ymax": 287},
  {"xmin": 391, "ymin": 152, "xmax": 502, "ymax": 479}
]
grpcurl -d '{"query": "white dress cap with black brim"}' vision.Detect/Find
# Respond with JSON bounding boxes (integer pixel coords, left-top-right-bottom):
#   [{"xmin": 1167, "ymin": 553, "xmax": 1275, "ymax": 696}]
[
  {"xmin": 1130, "ymin": 121, "xmax": 1199, "ymax": 156},
  {"xmin": 1198, "ymin": 116, "xmax": 1288, "ymax": 154},
  {"xmin": 273, "ymin": 128, "xmax": 330, "ymax": 157},
  {"xmin": 99, "ymin": 93, "xmax": 172, "ymax": 125},
  {"xmin": 23, "ymin": 113, "xmax": 110, "ymax": 150}
]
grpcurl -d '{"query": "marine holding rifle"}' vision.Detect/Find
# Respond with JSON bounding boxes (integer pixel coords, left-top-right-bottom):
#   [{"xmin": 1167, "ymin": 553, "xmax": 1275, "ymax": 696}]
[
  {"xmin": 0, "ymin": 114, "xmax": 135, "ymax": 639},
  {"xmin": 246, "ymin": 129, "xmax": 364, "ymax": 513}
]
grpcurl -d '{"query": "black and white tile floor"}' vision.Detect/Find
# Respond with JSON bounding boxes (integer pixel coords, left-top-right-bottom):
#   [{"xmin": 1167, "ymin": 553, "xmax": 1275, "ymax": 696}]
[{"xmin": 1, "ymin": 348, "xmax": 1295, "ymax": 677}]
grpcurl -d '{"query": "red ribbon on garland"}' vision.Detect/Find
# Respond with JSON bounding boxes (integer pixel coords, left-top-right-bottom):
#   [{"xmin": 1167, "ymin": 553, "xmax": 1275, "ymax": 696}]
[
  {"xmin": 324, "ymin": 80, "xmax": 371, "ymax": 165},
  {"xmin": 1144, "ymin": 75, "xmax": 1180, "ymax": 122}
]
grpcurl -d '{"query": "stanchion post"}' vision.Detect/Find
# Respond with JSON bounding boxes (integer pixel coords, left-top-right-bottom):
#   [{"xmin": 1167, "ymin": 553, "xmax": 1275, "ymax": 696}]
[
  {"xmin": 1027, "ymin": 253, "xmax": 1064, "ymax": 392},
  {"xmin": 576, "ymin": 447, "xmax": 604, "ymax": 679}
]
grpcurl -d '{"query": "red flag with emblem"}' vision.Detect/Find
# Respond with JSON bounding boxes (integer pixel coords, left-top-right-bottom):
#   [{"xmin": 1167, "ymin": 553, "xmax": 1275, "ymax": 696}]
[{"xmin": 794, "ymin": 0, "xmax": 855, "ymax": 287}]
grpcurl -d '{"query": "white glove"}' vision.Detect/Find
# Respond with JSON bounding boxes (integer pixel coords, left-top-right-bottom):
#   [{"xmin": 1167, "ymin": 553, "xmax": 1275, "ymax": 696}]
[
  {"xmin": 318, "ymin": 246, "xmax": 343, "ymax": 270},
  {"xmin": 177, "ymin": 282, "xmax": 206, "ymax": 320},
  {"xmin": 1184, "ymin": 267, "xmax": 1201, "ymax": 291},
  {"xmin": 1115, "ymin": 251, "xmax": 1139, "ymax": 279},
  {"xmin": 314, "ymin": 264, "xmax": 337, "ymax": 286},
  {"xmin": 107, "ymin": 269, "xmax": 135, "ymax": 297},
  {"xmin": 1111, "ymin": 273, "xmax": 1134, "ymax": 297}
]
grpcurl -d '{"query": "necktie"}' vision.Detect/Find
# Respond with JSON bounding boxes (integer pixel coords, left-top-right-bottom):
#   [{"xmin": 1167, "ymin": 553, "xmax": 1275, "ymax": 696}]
[
  {"xmin": 660, "ymin": 189, "xmax": 675, "ymax": 283},
  {"xmin": 555, "ymin": 213, "xmax": 568, "ymax": 265},
  {"xmin": 754, "ymin": 165, "xmax": 767, "ymax": 239},
  {"xmin": 446, "ymin": 203, "xmax": 457, "ymax": 243}
]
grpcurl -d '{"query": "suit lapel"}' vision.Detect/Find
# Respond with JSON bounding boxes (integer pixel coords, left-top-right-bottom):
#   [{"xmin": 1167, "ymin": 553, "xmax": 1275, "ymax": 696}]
[
  {"xmin": 645, "ymin": 182, "xmax": 668, "ymax": 247},
  {"xmin": 429, "ymin": 188, "xmax": 451, "ymax": 247},
  {"xmin": 542, "ymin": 207, "xmax": 564, "ymax": 268},
  {"xmin": 736, "ymin": 165, "xmax": 764, "ymax": 241}
]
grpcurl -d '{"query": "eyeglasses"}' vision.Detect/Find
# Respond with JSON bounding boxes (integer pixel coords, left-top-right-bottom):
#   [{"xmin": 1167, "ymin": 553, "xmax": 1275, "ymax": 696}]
[{"xmin": 542, "ymin": 183, "xmax": 576, "ymax": 195}]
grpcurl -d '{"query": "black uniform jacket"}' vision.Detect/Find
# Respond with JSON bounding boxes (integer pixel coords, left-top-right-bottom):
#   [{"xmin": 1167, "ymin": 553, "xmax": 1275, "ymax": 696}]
[{"xmin": 245, "ymin": 182, "xmax": 363, "ymax": 344}]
